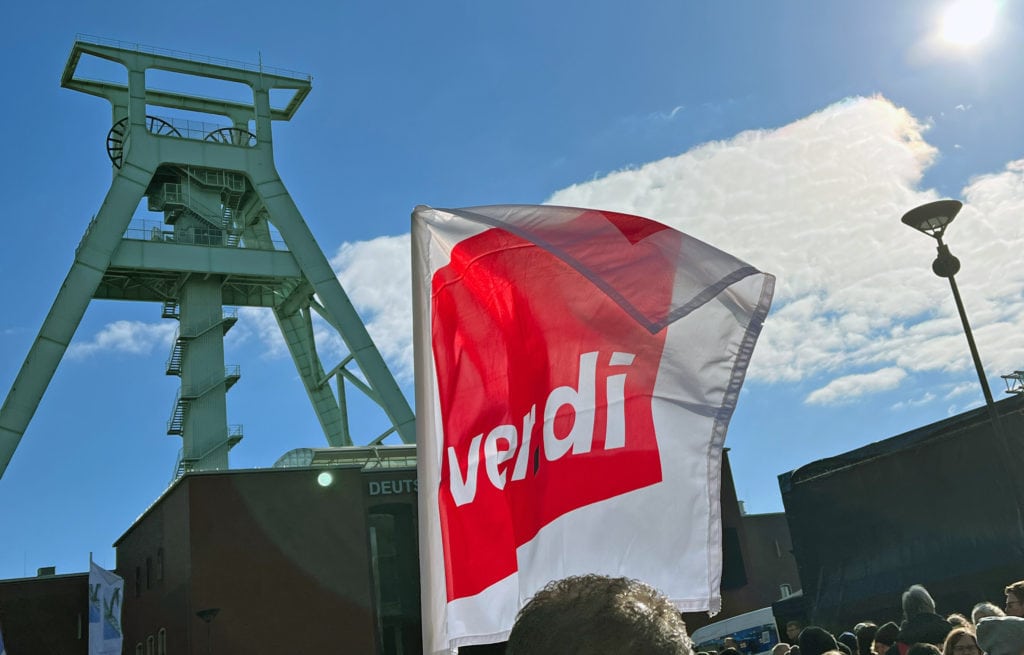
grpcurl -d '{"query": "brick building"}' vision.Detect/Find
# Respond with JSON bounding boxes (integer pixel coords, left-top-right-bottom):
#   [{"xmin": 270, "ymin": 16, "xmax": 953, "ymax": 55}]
[
  {"xmin": 0, "ymin": 570, "xmax": 89, "ymax": 653},
  {"xmin": 115, "ymin": 446, "xmax": 419, "ymax": 654},
  {"xmin": 1, "ymin": 446, "xmax": 799, "ymax": 654}
]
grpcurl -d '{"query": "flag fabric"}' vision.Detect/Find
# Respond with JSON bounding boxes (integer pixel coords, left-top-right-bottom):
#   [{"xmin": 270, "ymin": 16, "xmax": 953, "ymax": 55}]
[
  {"xmin": 412, "ymin": 204, "xmax": 775, "ymax": 653},
  {"xmin": 0, "ymin": 620, "xmax": 6, "ymax": 655},
  {"xmin": 88, "ymin": 561, "xmax": 124, "ymax": 655}
]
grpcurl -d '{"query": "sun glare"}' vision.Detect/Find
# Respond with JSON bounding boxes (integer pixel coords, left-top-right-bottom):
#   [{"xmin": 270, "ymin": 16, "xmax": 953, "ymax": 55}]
[{"xmin": 940, "ymin": 0, "xmax": 998, "ymax": 46}]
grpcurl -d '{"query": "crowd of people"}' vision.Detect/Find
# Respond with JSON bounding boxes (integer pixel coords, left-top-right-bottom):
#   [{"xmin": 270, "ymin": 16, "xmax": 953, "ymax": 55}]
[
  {"xmin": 502, "ymin": 576, "xmax": 1024, "ymax": 655},
  {"xmin": 765, "ymin": 581, "xmax": 1024, "ymax": 655}
]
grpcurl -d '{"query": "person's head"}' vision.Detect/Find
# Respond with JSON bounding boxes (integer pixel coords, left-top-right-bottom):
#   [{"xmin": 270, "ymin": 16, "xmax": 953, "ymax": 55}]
[
  {"xmin": 506, "ymin": 574, "xmax": 692, "ymax": 655},
  {"xmin": 838, "ymin": 632, "xmax": 859, "ymax": 655},
  {"xmin": 903, "ymin": 584, "xmax": 937, "ymax": 620},
  {"xmin": 973, "ymin": 602, "xmax": 1005, "ymax": 625},
  {"xmin": 977, "ymin": 616, "xmax": 1024, "ymax": 655},
  {"xmin": 855, "ymin": 623, "xmax": 878, "ymax": 655},
  {"xmin": 1005, "ymin": 582, "xmax": 1024, "ymax": 618},
  {"xmin": 787, "ymin": 622, "xmax": 805, "ymax": 642},
  {"xmin": 948, "ymin": 614, "xmax": 972, "ymax": 630},
  {"xmin": 773, "ymin": 643, "xmax": 793, "ymax": 655},
  {"xmin": 907, "ymin": 644, "xmax": 942, "ymax": 655},
  {"xmin": 725, "ymin": 638, "xmax": 740, "ymax": 649},
  {"xmin": 799, "ymin": 627, "xmax": 839, "ymax": 655},
  {"xmin": 875, "ymin": 622, "xmax": 900, "ymax": 655},
  {"xmin": 942, "ymin": 627, "xmax": 980, "ymax": 655},
  {"xmin": 720, "ymin": 648, "xmax": 741, "ymax": 655}
]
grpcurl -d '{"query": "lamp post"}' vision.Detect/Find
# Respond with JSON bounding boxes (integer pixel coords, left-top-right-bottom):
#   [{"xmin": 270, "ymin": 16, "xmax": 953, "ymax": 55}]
[
  {"xmin": 900, "ymin": 199, "xmax": 1007, "ymax": 440},
  {"xmin": 903, "ymin": 199, "xmax": 1024, "ymax": 550},
  {"xmin": 196, "ymin": 608, "xmax": 219, "ymax": 655}
]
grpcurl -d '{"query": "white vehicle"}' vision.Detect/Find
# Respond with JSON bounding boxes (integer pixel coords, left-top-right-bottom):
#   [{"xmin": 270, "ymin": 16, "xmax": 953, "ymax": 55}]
[{"xmin": 690, "ymin": 607, "xmax": 781, "ymax": 655}]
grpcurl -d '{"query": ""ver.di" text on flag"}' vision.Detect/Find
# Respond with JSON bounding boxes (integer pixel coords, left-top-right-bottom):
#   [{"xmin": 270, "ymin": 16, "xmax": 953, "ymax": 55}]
[{"xmin": 412, "ymin": 205, "xmax": 774, "ymax": 653}]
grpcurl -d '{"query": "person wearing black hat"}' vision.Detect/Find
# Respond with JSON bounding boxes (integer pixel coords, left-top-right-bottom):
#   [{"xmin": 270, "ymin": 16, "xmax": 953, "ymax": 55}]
[
  {"xmin": 799, "ymin": 627, "xmax": 839, "ymax": 655},
  {"xmin": 855, "ymin": 623, "xmax": 878, "ymax": 655},
  {"xmin": 838, "ymin": 632, "xmax": 859, "ymax": 655},
  {"xmin": 875, "ymin": 622, "xmax": 900, "ymax": 655}
]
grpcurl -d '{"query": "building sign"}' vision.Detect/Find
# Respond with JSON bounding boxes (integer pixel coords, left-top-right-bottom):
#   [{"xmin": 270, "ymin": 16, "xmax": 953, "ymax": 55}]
[{"xmin": 368, "ymin": 479, "xmax": 418, "ymax": 497}]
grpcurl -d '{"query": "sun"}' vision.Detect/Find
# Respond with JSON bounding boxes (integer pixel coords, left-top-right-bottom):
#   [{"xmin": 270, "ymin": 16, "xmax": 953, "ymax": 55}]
[{"xmin": 940, "ymin": 0, "xmax": 998, "ymax": 47}]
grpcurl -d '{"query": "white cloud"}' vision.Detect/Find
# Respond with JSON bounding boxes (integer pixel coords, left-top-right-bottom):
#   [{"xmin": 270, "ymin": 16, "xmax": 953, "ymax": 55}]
[
  {"xmin": 232, "ymin": 306, "xmax": 361, "ymax": 375},
  {"xmin": 230, "ymin": 235, "xmax": 413, "ymax": 383},
  {"xmin": 72, "ymin": 96, "xmax": 1024, "ymax": 408},
  {"xmin": 327, "ymin": 96, "xmax": 1024, "ymax": 404},
  {"xmin": 547, "ymin": 96, "xmax": 1024, "ymax": 400},
  {"xmin": 330, "ymin": 234, "xmax": 414, "ymax": 382},
  {"xmin": 947, "ymin": 399, "xmax": 984, "ymax": 416},
  {"xmin": 234, "ymin": 307, "xmax": 288, "ymax": 359},
  {"xmin": 806, "ymin": 367, "xmax": 908, "ymax": 405},
  {"xmin": 68, "ymin": 320, "xmax": 177, "ymax": 359},
  {"xmin": 944, "ymin": 382, "xmax": 980, "ymax": 400},
  {"xmin": 891, "ymin": 391, "xmax": 937, "ymax": 410}
]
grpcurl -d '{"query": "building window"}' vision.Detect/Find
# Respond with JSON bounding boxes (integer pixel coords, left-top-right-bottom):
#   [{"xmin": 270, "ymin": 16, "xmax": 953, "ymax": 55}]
[
  {"xmin": 721, "ymin": 527, "xmax": 748, "ymax": 590},
  {"xmin": 135, "ymin": 566, "xmax": 141, "ymax": 597},
  {"xmin": 156, "ymin": 548, "xmax": 164, "ymax": 581},
  {"xmin": 135, "ymin": 643, "xmax": 143, "ymax": 655},
  {"xmin": 369, "ymin": 502, "xmax": 420, "ymax": 655},
  {"xmin": 158, "ymin": 628, "xmax": 167, "ymax": 655},
  {"xmin": 780, "ymin": 583, "xmax": 793, "ymax": 598},
  {"xmin": 146, "ymin": 557, "xmax": 152, "ymax": 590},
  {"xmin": 146, "ymin": 635, "xmax": 155, "ymax": 655}
]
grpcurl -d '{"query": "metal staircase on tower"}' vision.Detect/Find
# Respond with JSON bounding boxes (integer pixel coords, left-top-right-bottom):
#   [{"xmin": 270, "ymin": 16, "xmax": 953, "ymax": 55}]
[
  {"xmin": 165, "ymin": 310, "xmax": 239, "ymax": 376},
  {"xmin": 0, "ymin": 35, "xmax": 416, "ymax": 482}
]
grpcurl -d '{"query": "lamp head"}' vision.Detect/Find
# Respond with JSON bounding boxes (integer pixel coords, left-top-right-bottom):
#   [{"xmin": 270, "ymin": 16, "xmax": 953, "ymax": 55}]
[
  {"xmin": 196, "ymin": 608, "xmax": 220, "ymax": 623},
  {"xmin": 901, "ymin": 199, "xmax": 963, "ymax": 240}
]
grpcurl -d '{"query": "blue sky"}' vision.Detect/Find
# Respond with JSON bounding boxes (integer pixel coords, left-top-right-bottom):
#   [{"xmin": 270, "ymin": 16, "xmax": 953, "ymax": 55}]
[{"xmin": 3, "ymin": 0, "xmax": 1024, "ymax": 580}]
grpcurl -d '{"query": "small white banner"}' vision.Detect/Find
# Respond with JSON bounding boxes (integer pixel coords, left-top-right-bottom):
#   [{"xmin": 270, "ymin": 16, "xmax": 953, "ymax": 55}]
[{"xmin": 88, "ymin": 561, "xmax": 124, "ymax": 655}]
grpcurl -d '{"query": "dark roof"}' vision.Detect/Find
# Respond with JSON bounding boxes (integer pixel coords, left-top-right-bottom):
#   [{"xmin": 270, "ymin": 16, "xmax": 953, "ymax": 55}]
[{"xmin": 780, "ymin": 393, "xmax": 1024, "ymax": 489}]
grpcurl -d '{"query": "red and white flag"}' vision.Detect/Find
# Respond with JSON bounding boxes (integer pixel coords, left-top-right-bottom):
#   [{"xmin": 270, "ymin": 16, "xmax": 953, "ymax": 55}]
[{"xmin": 412, "ymin": 205, "xmax": 774, "ymax": 653}]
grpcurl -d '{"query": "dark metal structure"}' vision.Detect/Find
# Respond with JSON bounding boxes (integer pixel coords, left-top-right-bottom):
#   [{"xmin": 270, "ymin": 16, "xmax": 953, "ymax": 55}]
[{"xmin": 779, "ymin": 394, "xmax": 1024, "ymax": 630}]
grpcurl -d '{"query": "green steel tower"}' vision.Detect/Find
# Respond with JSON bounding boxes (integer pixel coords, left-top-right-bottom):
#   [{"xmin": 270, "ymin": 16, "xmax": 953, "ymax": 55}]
[{"xmin": 0, "ymin": 37, "xmax": 415, "ymax": 479}]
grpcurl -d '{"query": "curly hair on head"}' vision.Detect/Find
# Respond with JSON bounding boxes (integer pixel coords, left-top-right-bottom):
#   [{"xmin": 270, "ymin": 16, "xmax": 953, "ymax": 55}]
[
  {"xmin": 506, "ymin": 574, "xmax": 693, "ymax": 655},
  {"xmin": 948, "ymin": 614, "xmax": 972, "ymax": 630}
]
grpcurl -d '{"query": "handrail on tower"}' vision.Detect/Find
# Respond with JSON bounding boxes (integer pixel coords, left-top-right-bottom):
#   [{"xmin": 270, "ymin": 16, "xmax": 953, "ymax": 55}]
[
  {"xmin": 0, "ymin": 36, "xmax": 415, "ymax": 483},
  {"xmin": 62, "ymin": 34, "xmax": 312, "ymax": 123}
]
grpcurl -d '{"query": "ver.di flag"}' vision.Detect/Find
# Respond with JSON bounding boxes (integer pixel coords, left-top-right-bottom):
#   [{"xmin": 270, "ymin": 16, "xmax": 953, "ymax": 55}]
[
  {"xmin": 413, "ymin": 205, "xmax": 774, "ymax": 653},
  {"xmin": 88, "ymin": 561, "xmax": 124, "ymax": 655}
]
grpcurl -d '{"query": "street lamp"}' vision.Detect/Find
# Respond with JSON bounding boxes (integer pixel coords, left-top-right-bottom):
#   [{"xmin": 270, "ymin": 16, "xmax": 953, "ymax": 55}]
[
  {"xmin": 196, "ymin": 608, "xmax": 219, "ymax": 655},
  {"xmin": 900, "ymin": 199, "xmax": 1006, "ymax": 438}
]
